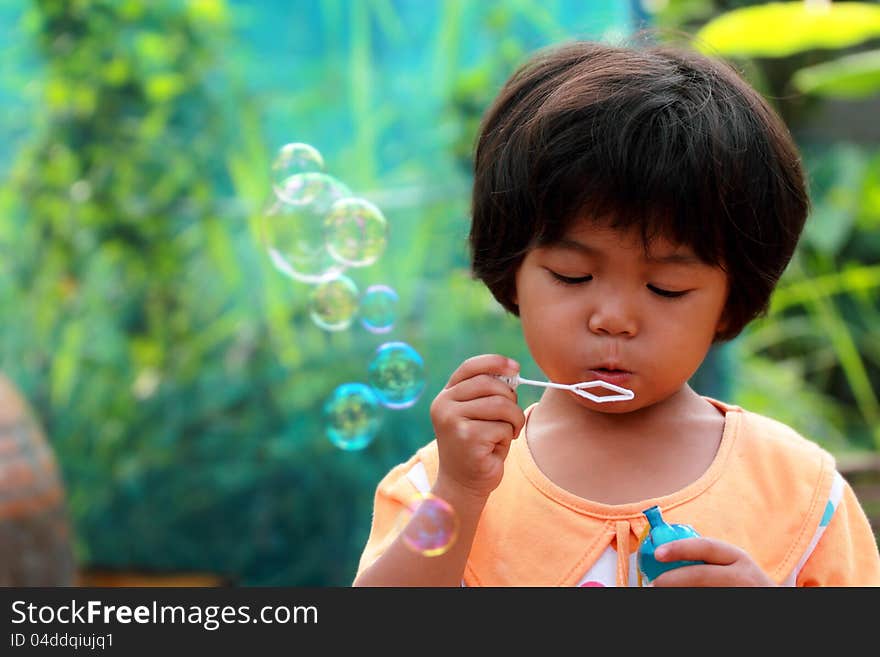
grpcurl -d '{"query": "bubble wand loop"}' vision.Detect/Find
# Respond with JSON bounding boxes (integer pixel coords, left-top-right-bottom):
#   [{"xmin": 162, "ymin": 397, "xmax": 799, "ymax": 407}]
[{"xmin": 495, "ymin": 374, "xmax": 635, "ymax": 403}]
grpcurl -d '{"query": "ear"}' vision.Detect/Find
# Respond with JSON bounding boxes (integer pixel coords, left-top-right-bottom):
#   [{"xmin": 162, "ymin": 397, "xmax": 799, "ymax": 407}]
[
  {"xmin": 713, "ymin": 280, "xmax": 732, "ymax": 339},
  {"xmin": 714, "ymin": 311, "xmax": 730, "ymax": 339}
]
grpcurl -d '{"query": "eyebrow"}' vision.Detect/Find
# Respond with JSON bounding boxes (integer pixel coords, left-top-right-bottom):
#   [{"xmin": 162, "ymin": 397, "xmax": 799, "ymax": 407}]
[{"xmin": 555, "ymin": 238, "xmax": 703, "ymax": 266}]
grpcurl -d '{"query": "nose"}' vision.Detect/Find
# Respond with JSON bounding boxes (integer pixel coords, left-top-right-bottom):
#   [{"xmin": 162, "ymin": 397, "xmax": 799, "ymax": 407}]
[{"xmin": 588, "ymin": 296, "xmax": 638, "ymax": 337}]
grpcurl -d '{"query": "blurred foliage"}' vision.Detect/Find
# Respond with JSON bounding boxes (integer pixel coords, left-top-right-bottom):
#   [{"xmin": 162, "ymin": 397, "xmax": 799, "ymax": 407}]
[
  {"xmin": 0, "ymin": 0, "xmax": 393, "ymax": 585},
  {"xmin": 694, "ymin": 1, "xmax": 880, "ymax": 57},
  {"xmin": 792, "ymin": 49, "xmax": 880, "ymax": 99},
  {"xmin": 651, "ymin": 0, "xmax": 880, "ymax": 451},
  {"xmin": 1, "ymin": 0, "xmax": 877, "ymax": 586},
  {"xmin": 692, "ymin": 2, "xmax": 880, "ymax": 98},
  {"xmin": 0, "ymin": 0, "xmax": 629, "ymax": 585}
]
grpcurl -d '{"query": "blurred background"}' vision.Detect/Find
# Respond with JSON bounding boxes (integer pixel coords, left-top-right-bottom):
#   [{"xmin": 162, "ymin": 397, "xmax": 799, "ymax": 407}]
[{"xmin": 0, "ymin": 0, "xmax": 878, "ymax": 586}]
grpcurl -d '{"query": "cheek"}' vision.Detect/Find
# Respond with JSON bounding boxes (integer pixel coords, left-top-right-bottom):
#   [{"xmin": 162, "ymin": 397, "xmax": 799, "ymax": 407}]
[
  {"xmin": 518, "ymin": 294, "xmax": 560, "ymax": 340},
  {"xmin": 518, "ymin": 304, "xmax": 549, "ymax": 345},
  {"xmin": 652, "ymin": 302, "xmax": 720, "ymax": 354},
  {"xmin": 519, "ymin": 285, "xmax": 579, "ymax": 330}
]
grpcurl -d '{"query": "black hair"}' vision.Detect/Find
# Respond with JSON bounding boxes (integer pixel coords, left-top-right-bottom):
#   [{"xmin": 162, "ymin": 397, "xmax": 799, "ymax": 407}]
[{"xmin": 469, "ymin": 39, "xmax": 809, "ymax": 341}]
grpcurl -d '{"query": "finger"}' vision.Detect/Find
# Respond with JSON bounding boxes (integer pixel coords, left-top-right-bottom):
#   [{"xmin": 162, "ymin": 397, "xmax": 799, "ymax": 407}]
[
  {"xmin": 493, "ymin": 440, "xmax": 512, "ymax": 460},
  {"xmin": 446, "ymin": 374, "xmax": 519, "ymax": 405},
  {"xmin": 654, "ymin": 537, "xmax": 741, "ymax": 566},
  {"xmin": 445, "ymin": 354, "xmax": 519, "ymax": 389},
  {"xmin": 454, "ymin": 397, "xmax": 525, "ymax": 436},
  {"xmin": 650, "ymin": 564, "xmax": 737, "ymax": 587},
  {"xmin": 451, "ymin": 418, "xmax": 517, "ymax": 455}
]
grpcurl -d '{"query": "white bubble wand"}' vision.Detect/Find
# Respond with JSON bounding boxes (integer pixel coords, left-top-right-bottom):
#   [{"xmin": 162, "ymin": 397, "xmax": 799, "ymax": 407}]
[{"xmin": 495, "ymin": 374, "xmax": 635, "ymax": 403}]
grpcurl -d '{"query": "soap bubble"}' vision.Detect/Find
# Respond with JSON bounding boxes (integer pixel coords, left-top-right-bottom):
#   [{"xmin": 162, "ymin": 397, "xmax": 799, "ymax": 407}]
[
  {"xmin": 323, "ymin": 382, "xmax": 382, "ymax": 451},
  {"xmin": 271, "ymin": 143, "xmax": 325, "ymax": 197},
  {"xmin": 260, "ymin": 172, "xmax": 351, "ymax": 283},
  {"xmin": 639, "ymin": 0, "xmax": 669, "ymax": 14},
  {"xmin": 600, "ymin": 26, "xmax": 628, "ymax": 45},
  {"xmin": 359, "ymin": 284, "xmax": 398, "ymax": 334},
  {"xmin": 400, "ymin": 493, "xmax": 458, "ymax": 557},
  {"xmin": 309, "ymin": 275, "xmax": 359, "ymax": 331},
  {"xmin": 367, "ymin": 341, "xmax": 425, "ymax": 409},
  {"xmin": 324, "ymin": 197, "xmax": 388, "ymax": 267}
]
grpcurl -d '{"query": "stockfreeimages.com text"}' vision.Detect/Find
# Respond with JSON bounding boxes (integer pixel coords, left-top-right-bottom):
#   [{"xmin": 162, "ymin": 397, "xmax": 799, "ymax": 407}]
[{"xmin": 11, "ymin": 599, "xmax": 317, "ymax": 631}]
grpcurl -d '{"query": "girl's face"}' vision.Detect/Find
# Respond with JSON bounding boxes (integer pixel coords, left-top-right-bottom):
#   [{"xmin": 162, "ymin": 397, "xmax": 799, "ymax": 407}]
[{"xmin": 513, "ymin": 219, "xmax": 729, "ymax": 413}]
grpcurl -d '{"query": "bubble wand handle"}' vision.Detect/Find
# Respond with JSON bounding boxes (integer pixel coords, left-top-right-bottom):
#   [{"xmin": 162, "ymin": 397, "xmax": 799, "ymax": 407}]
[
  {"xmin": 495, "ymin": 374, "xmax": 634, "ymax": 403},
  {"xmin": 497, "ymin": 375, "xmax": 569, "ymax": 391}
]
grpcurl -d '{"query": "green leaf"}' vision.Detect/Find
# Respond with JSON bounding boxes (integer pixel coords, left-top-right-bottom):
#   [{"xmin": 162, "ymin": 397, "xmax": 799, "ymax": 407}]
[
  {"xmin": 733, "ymin": 354, "xmax": 849, "ymax": 450},
  {"xmin": 770, "ymin": 263, "xmax": 880, "ymax": 313},
  {"xmin": 145, "ymin": 73, "xmax": 186, "ymax": 103},
  {"xmin": 802, "ymin": 145, "xmax": 865, "ymax": 256},
  {"xmin": 51, "ymin": 321, "xmax": 84, "ymax": 407},
  {"xmin": 186, "ymin": 0, "xmax": 228, "ymax": 26},
  {"xmin": 792, "ymin": 49, "xmax": 880, "ymax": 99},
  {"xmin": 694, "ymin": 2, "xmax": 880, "ymax": 58},
  {"xmin": 859, "ymin": 152, "xmax": 880, "ymax": 226}
]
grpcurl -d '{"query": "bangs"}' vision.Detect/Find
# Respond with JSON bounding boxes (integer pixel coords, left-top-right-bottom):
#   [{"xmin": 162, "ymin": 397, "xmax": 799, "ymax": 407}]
[
  {"xmin": 529, "ymin": 86, "xmax": 756, "ymax": 269},
  {"xmin": 470, "ymin": 40, "xmax": 808, "ymax": 337}
]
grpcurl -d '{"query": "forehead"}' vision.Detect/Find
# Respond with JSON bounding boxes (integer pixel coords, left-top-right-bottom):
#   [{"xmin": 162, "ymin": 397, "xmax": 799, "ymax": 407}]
[{"xmin": 552, "ymin": 219, "xmax": 699, "ymax": 262}]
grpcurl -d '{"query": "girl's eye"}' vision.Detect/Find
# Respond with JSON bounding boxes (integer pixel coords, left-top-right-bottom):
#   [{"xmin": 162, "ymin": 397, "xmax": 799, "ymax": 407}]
[
  {"xmin": 647, "ymin": 284, "xmax": 689, "ymax": 298},
  {"xmin": 550, "ymin": 272, "xmax": 593, "ymax": 285}
]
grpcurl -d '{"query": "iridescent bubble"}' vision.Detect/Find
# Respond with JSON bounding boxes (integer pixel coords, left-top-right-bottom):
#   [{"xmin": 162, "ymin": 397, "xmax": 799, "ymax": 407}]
[
  {"xmin": 367, "ymin": 341, "xmax": 425, "ymax": 409},
  {"xmin": 400, "ymin": 493, "xmax": 459, "ymax": 557},
  {"xmin": 323, "ymin": 382, "xmax": 382, "ymax": 451},
  {"xmin": 260, "ymin": 172, "xmax": 351, "ymax": 283},
  {"xmin": 600, "ymin": 26, "xmax": 628, "ymax": 45},
  {"xmin": 271, "ymin": 143, "xmax": 324, "ymax": 197},
  {"xmin": 639, "ymin": 0, "xmax": 669, "ymax": 13},
  {"xmin": 324, "ymin": 197, "xmax": 388, "ymax": 267},
  {"xmin": 309, "ymin": 275, "xmax": 359, "ymax": 331},
  {"xmin": 359, "ymin": 284, "xmax": 398, "ymax": 334}
]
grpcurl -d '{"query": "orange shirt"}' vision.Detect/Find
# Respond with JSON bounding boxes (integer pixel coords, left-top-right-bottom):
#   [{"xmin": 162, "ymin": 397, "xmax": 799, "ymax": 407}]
[{"xmin": 356, "ymin": 398, "xmax": 880, "ymax": 586}]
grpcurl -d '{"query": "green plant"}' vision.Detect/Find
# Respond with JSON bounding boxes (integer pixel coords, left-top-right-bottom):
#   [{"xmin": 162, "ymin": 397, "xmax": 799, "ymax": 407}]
[
  {"xmin": 652, "ymin": 1, "xmax": 880, "ymax": 451},
  {"xmin": 0, "ymin": 0, "xmax": 388, "ymax": 584}
]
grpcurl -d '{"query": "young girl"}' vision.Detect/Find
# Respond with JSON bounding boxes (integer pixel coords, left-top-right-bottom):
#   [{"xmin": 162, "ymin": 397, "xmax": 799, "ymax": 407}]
[{"xmin": 352, "ymin": 40, "xmax": 880, "ymax": 586}]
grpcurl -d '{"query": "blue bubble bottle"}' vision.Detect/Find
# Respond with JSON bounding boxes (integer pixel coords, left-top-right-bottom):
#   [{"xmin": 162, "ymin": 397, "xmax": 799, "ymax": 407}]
[{"xmin": 637, "ymin": 505, "xmax": 704, "ymax": 585}]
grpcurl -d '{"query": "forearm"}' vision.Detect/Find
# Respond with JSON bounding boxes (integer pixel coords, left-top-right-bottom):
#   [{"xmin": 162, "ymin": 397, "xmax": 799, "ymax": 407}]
[{"xmin": 352, "ymin": 478, "xmax": 487, "ymax": 587}]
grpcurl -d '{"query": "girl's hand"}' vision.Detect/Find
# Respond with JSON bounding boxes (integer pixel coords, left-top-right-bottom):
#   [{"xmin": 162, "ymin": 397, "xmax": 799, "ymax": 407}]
[
  {"xmin": 650, "ymin": 537, "xmax": 776, "ymax": 587},
  {"xmin": 429, "ymin": 354, "xmax": 525, "ymax": 502}
]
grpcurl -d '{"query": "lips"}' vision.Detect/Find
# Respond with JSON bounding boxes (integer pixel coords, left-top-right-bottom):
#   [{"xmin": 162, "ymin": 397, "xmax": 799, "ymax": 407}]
[{"xmin": 587, "ymin": 367, "xmax": 632, "ymax": 386}]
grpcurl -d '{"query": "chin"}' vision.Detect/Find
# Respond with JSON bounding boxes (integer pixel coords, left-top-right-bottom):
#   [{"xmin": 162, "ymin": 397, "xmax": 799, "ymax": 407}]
[
  {"xmin": 567, "ymin": 391, "xmax": 640, "ymax": 413},
  {"xmin": 589, "ymin": 401, "xmax": 639, "ymax": 414}
]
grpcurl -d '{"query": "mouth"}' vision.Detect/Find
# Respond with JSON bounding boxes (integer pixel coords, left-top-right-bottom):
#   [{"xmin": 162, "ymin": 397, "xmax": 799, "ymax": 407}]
[{"xmin": 586, "ymin": 367, "xmax": 633, "ymax": 387}]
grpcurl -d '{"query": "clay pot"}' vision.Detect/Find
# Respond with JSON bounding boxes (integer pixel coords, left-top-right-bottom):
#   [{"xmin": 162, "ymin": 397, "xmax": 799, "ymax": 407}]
[{"xmin": 0, "ymin": 375, "xmax": 75, "ymax": 585}]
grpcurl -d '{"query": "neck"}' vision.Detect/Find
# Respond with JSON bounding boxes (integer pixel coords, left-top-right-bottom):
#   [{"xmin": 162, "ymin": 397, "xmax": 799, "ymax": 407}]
[{"xmin": 525, "ymin": 385, "xmax": 727, "ymax": 504}]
